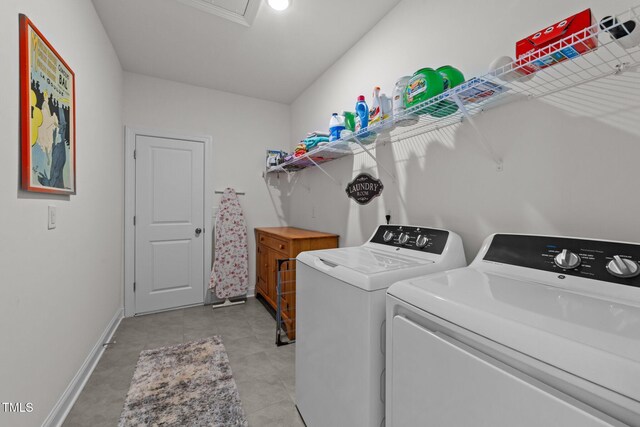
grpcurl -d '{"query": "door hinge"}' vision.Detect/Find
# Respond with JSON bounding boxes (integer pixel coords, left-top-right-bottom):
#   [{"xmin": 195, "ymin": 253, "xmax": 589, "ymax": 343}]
[
  {"xmin": 133, "ymin": 149, "xmax": 137, "ymax": 159},
  {"xmin": 133, "ymin": 216, "xmax": 136, "ymax": 226},
  {"xmin": 133, "ymin": 282, "xmax": 136, "ymax": 292}
]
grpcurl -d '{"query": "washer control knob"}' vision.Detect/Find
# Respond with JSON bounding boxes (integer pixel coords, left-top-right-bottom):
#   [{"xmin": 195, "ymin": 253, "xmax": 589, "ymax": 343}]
[
  {"xmin": 416, "ymin": 235, "xmax": 429, "ymax": 248},
  {"xmin": 383, "ymin": 230, "xmax": 395, "ymax": 242},
  {"xmin": 398, "ymin": 232, "xmax": 410, "ymax": 245},
  {"xmin": 606, "ymin": 256, "xmax": 640, "ymax": 279},
  {"xmin": 554, "ymin": 249, "xmax": 581, "ymax": 270}
]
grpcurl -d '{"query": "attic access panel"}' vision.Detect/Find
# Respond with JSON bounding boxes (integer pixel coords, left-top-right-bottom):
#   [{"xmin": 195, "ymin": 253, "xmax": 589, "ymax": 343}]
[{"xmin": 178, "ymin": 0, "xmax": 259, "ymax": 27}]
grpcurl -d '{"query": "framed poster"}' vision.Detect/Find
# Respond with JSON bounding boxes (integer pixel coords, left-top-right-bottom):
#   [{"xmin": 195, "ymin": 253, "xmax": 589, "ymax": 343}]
[{"xmin": 19, "ymin": 14, "xmax": 76, "ymax": 195}]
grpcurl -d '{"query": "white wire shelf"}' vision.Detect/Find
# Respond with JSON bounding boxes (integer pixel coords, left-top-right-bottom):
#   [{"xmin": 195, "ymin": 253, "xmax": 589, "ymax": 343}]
[{"xmin": 267, "ymin": 4, "xmax": 640, "ymax": 178}]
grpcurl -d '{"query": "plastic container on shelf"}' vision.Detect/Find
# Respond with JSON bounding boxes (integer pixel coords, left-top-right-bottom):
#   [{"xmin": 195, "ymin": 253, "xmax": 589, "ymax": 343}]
[
  {"xmin": 355, "ymin": 95, "xmax": 370, "ymax": 134},
  {"xmin": 369, "ymin": 87, "xmax": 394, "ymax": 132},
  {"xmin": 404, "ymin": 68, "xmax": 444, "ymax": 115},
  {"xmin": 600, "ymin": 15, "xmax": 640, "ymax": 49},
  {"xmin": 369, "ymin": 88, "xmax": 392, "ymax": 121},
  {"xmin": 355, "ymin": 96, "xmax": 369, "ymax": 131},
  {"xmin": 438, "ymin": 65, "xmax": 465, "ymax": 91},
  {"xmin": 393, "ymin": 76, "xmax": 419, "ymax": 127},
  {"xmin": 329, "ymin": 113, "xmax": 345, "ymax": 142},
  {"xmin": 489, "ymin": 56, "xmax": 534, "ymax": 82},
  {"xmin": 430, "ymin": 65, "xmax": 465, "ymax": 118},
  {"xmin": 379, "ymin": 93, "xmax": 394, "ymax": 131},
  {"xmin": 343, "ymin": 111, "xmax": 356, "ymax": 132},
  {"xmin": 369, "ymin": 87, "xmax": 383, "ymax": 126}
]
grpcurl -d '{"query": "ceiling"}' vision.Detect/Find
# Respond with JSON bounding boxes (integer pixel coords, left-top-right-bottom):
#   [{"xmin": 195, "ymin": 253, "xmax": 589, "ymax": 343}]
[{"xmin": 92, "ymin": 0, "xmax": 401, "ymax": 104}]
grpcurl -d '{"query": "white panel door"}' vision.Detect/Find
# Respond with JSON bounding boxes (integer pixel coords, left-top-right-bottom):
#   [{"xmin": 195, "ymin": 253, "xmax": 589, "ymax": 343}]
[
  {"xmin": 389, "ymin": 315, "xmax": 620, "ymax": 427},
  {"xmin": 135, "ymin": 135, "xmax": 204, "ymax": 314}
]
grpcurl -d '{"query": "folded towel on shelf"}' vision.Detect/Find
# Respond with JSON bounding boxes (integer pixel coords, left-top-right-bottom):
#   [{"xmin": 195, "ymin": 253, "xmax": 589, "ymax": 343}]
[
  {"xmin": 294, "ymin": 142, "xmax": 307, "ymax": 157},
  {"xmin": 303, "ymin": 136, "xmax": 330, "ymax": 150},
  {"xmin": 305, "ymin": 136, "xmax": 330, "ymax": 143}
]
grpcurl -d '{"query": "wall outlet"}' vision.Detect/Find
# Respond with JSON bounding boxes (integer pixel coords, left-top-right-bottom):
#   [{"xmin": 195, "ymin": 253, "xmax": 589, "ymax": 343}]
[
  {"xmin": 48, "ymin": 206, "xmax": 57, "ymax": 230},
  {"xmin": 311, "ymin": 205, "xmax": 316, "ymax": 219}
]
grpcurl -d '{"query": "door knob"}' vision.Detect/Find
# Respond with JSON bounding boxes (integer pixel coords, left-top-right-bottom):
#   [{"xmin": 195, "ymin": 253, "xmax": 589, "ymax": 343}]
[{"xmin": 195, "ymin": 228, "xmax": 202, "ymax": 236}]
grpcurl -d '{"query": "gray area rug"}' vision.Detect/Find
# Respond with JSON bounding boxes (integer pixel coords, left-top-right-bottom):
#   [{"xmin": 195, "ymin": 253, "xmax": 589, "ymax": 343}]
[{"xmin": 119, "ymin": 336, "xmax": 248, "ymax": 426}]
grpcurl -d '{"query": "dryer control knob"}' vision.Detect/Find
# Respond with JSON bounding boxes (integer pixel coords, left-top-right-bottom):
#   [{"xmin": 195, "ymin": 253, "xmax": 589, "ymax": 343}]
[
  {"xmin": 416, "ymin": 235, "xmax": 429, "ymax": 248},
  {"xmin": 606, "ymin": 256, "xmax": 640, "ymax": 278},
  {"xmin": 383, "ymin": 230, "xmax": 395, "ymax": 242},
  {"xmin": 398, "ymin": 233, "xmax": 410, "ymax": 245},
  {"xmin": 554, "ymin": 249, "xmax": 581, "ymax": 270}
]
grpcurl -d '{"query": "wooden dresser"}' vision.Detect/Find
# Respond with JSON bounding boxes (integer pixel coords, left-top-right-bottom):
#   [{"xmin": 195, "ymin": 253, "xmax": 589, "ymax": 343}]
[{"xmin": 255, "ymin": 227, "xmax": 339, "ymax": 339}]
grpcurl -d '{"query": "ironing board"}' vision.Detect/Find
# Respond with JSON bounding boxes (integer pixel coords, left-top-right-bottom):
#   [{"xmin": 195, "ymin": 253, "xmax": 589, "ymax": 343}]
[{"xmin": 210, "ymin": 188, "xmax": 249, "ymax": 300}]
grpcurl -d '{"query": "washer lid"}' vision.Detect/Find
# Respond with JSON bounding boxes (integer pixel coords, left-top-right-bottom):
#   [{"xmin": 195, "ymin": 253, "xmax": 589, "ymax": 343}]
[
  {"xmin": 313, "ymin": 247, "xmax": 433, "ymax": 274},
  {"xmin": 388, "ymin": 268, "xmax": 640, "ymax": 402},
  {"xmin": 297, "ymin": 247, "xmax": 441, "ymax": 292}
]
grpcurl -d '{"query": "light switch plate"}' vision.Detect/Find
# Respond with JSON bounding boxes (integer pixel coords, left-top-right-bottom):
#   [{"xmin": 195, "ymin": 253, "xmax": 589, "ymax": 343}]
[{"xmin": 48, "ymin": 206, "xmax": 56, "ymax": 229}]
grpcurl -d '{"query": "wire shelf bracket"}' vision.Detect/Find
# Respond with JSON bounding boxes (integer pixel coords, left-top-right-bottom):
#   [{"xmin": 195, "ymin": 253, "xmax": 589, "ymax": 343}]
[
  {"xmin": 305, "ymin": 155, "xmax": 342, "ymax": 187},
  {"xmin": 352, "ymin": 135, "xmax": 398, "ymax": 182},
  {"xmin": 452, "ymin": 94, "xmax": 504, "ymax": 172}
]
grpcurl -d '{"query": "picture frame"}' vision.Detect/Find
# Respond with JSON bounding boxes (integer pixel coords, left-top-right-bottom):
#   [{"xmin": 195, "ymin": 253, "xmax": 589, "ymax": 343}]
[{"xmin": 19, "ymin": 14, "xmax": 76, "ymax": 195}]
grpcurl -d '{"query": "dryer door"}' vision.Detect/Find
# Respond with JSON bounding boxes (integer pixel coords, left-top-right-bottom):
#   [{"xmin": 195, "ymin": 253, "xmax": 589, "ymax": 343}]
[{"xmin": 389, "ymin": 315, "xmax": 622, "ymax": 427}]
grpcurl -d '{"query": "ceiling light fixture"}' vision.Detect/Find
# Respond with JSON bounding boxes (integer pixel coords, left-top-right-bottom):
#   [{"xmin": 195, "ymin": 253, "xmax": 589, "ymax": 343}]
[{"xmin": 267, "ymin": 0, "xmax": 290, "ymax": 11}]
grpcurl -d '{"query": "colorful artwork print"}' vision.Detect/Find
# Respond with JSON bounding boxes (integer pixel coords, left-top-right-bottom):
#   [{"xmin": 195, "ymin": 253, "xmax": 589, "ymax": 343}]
[{"xmin": 20, "ymin": 15, "xmax": 75, "ymax": 194}]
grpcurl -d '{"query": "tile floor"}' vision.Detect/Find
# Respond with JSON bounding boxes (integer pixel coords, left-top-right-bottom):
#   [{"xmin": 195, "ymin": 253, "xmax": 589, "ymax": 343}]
[{"xmin": 63, "ymin": 298, "xmax": 304, "ymax": 427}]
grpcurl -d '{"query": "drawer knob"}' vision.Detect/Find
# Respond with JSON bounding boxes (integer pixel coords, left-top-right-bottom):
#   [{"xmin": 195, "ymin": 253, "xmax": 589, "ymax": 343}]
[{"xmin": 279, "ymin": 244, "xmax": 285, "ymax": 249}]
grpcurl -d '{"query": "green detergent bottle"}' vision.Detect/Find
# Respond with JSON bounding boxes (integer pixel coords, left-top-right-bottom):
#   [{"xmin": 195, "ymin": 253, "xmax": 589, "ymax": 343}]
[
  {"xmin": 343, "ymin": 111, "xmax": 356, "ymax": 132},
  {"xmin": 404, "ymin": 68, "xmax": 444, "ymax": 115},
  {"xmin": 430, "ymin": 65, "xmax": 465, "ymax": 118}
]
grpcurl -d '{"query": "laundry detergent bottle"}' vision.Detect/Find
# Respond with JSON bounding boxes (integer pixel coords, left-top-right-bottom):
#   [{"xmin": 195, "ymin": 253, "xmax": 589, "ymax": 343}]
[
  {"xmin": 379, "ymin": 92, "xmax": 394, "ymax": 132},
  {"xmin": 355, "ymin": 95, "xmax": 369, "ymax": 133},
  {"xmin": 404, "ymin": 68, "xmax": 445, "ymax": 115},
  {"xmin": 329, "ymin": 113, "xmax": 345, "ymax": 142},
  {"xmin": 341, "ymin": 111, "xmax": 356, "ymax": 139},
  {"xmin": 369, "ymin": 87, "xmax": 383, "ymax": 126},
  {"xmin": 430, "ymin": 65, "xmax": 465, "ymax": 118},
  {"xmin": 393, "ymin": 76, "xmax": 419, "ymax": 127},
  {"xmin": 343, "ymin": 111, "xmax": 356, "ymax": 132}
]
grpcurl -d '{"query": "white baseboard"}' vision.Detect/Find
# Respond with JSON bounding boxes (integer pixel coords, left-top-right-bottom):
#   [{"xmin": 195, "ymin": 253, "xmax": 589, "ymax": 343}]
[{"xmin": 41, "ymin": 307, "xmax": 124, "ymax": 427}]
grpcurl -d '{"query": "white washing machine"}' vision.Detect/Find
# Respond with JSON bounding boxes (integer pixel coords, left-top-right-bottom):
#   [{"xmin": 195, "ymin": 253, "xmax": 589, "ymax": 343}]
[
  {"xmin": 386, "ymin": 233, "xmax": 640, "ymax": 427},
  {"xmin": 295, "ymin": 225, "xmax": 466, "ymax": 427}
]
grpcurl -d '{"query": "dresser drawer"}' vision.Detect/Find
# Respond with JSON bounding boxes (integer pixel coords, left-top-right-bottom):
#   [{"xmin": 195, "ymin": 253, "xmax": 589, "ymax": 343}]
[{"xmin": 257, "ymin": 233, "xmax": 289, "ymax": 253}]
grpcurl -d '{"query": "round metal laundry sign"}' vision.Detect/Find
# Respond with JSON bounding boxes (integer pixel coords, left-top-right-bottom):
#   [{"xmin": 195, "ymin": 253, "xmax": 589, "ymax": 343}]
[{"xmin": 345, "ymin": 173, "xmax": 384, "ymax": 205}]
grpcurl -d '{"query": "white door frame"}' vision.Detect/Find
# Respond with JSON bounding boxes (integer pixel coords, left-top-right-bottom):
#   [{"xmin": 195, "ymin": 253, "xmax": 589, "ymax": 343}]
[{"xmin": 124, "ymin": 127, "xmax": 214, "ymax": 317}]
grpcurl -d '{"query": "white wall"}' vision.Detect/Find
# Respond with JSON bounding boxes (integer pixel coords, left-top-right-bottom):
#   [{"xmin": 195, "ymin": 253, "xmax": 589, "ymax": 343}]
[
  {"xmin": 0, "ymin": 1, "xmax": 124, "ymax": 426},
  {"xmin": 123, "ymin": 72, "xmax": 290, "ymax": 298},
  {"xmin": 286, "ymin": 0, "xmax": 640, "ymax": 261}
]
